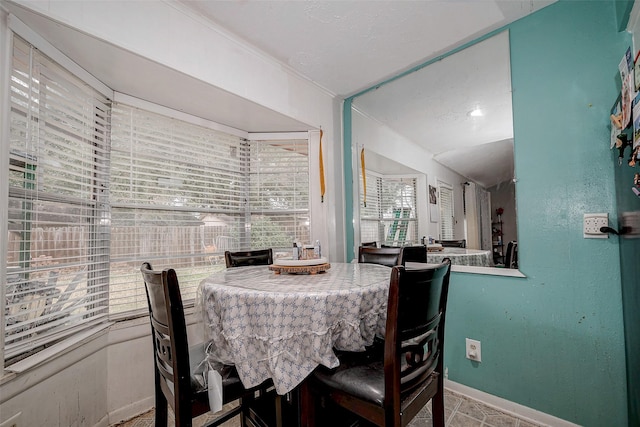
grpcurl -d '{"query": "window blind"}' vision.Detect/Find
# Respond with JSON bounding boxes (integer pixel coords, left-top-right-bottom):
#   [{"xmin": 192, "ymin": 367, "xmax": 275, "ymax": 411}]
[
  {"xmin": 360, "ymin": 172, "xmax": 418, "ymax": 246},
  {"xmin": 108, "ymin": 105, "xmax": 310, "ymax": 315},
  {"xmin": 109, "ymin": 103, "xmax": 246, "ymax": 314},
  {"xmin": 5, "ymin": 36, "xmax": 111, "ymax": 360},
  {"xmin": 249, "ymin": 140, "xmax": 310, "ymax": 251},
  {"xmin": 438, "ymin": 182, "xmax": 454, "ymax": 240},
  {"xmin": 359, "ymin": 171, "xmax": 382, "ymax": 244}
]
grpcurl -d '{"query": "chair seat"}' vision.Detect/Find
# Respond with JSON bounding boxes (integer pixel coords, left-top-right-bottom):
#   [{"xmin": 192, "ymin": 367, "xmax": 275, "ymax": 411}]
[
  {"xmin": 314, "ymin": 358, "xmax": 385, "ymax": 406},
  {"xmin": 313, "ymin": 353, "xmax": 437, "ymax": 408}
]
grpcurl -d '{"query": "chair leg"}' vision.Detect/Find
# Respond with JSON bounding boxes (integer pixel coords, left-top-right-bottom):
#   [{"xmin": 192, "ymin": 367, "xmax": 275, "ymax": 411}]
[
  {"xmin": 300, "ymin": 380, "xmax": 316, "ymax": 427},
  {"xmin": 240, "ymin": 394, "xmax": 253, "ymax": 427},
  {"xmin": 176, "ymin": 403, "xmax": 193, "ymax": 427},
  {"xmin": 432, "ymin": 388, "xmax": 445, "ymax": 427},
  {"xmin": 155, "ymin": 389, "xmax": 168, "ymax": 426},
  {"xmin": 274, "ymin": 394, "xmax": 283, "ymax": 427}
]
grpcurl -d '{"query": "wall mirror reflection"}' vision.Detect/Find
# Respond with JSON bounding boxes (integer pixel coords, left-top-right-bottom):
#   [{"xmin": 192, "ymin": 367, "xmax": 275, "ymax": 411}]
[{"xmin": 352, "ymin": 30, "xmax": 520, "ymax": 273}]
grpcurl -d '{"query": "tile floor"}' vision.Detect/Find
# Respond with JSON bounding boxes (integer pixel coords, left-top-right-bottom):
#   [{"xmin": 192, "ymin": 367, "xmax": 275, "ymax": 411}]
[{"xmin": 112, "ymin": 389, "xmax": 546, "ymax": 427}]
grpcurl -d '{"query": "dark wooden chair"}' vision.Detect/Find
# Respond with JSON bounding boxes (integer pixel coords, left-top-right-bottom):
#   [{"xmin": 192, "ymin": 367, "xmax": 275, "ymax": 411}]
[
  {"xmin": 398, "ymin": 245, "xmax": 427, "ymax": 265},
  {"xmin": 224, "ymin": 249, "xmax": 273, "ymax": 268},
  {"xmin": 358, "ymin": 246, "xmax": 402, "ymax": 267},
  {"xmin": 436, "ymin": 239, "xmax": 466, "ymax": 248},
  {"xmin": 301, "ymin": 259, "xmax": 452, "ymax": 427},
  {"xmin": 362, "ymin": 241, "xmax": 378, "ymax": 248},
  {"xmin": 505, "ymin": 241, "xmax": 518, "ymax": 269},
  {"xmin": 140, "ymin": 262, "xmax": 275, "ymax": 427}
]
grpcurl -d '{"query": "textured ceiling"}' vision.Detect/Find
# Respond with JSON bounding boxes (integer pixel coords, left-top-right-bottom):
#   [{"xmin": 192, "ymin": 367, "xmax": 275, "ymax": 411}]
[
  {"xmin": 181, "ymin": 0, "xmax": 552, "ymax": 97},
  {"xmin": 7, "ymin": 0, "xmax": 555, "ymax": 188},
  {"xmin": 181, "ymin": 0, "xmax": 553, "ymax": 187}
]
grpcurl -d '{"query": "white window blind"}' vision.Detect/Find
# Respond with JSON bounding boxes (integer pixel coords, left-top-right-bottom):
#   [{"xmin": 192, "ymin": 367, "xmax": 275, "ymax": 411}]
[
  {"xmin": 359, "ymin": 171, "xmax": 382, "ymax": 244},
  {"xmin": 109, "ymin": 104, "xmax": 246, "ymax": 314},
  {"xmin": 249, "ymin": 140, "xmax": 310, "ymax": 250},
  {"xmin": 5, "ymin": 36, "xmax": 111, "ymax": 361},
  {"xmin": 438, "ymin": 182, "xmax": 454, "ymax": 240},
  {"xmin": 108, "ymin": 105, "xmax": 310, "ymax": 315},
  {"xmin": 360, "ymin": 172, "xmax": 418, "ymax": 246}
]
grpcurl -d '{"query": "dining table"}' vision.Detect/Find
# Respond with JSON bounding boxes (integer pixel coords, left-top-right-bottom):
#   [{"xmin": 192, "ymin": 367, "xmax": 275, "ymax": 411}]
[
  {"xmin": 197, "ymin": 262, "xmax": 392, "ymax": 395},
  {"xmin": 427, "ymin": 247, "xmax": 493, "ymax": 267}
]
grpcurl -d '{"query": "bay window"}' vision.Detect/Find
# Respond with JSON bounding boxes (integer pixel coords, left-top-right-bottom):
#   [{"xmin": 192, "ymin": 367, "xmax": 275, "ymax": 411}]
[{"xmin": 3, "ymin": 35, "xmax": 310, "ymax": 362}]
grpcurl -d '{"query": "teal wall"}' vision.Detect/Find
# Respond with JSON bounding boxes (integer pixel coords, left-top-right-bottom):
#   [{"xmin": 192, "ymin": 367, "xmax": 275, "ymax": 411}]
[
  {"xmin": 343, "ymin": 1, "xmax": 630, "ymax": 425},
  {"xmin": 448, "ymin": 2, "xmax": 628, "ymax": 425}
]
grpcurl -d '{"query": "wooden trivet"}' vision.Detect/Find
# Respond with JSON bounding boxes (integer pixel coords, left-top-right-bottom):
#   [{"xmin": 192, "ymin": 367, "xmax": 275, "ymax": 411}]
[{"xmin": 269, "ymin": 263, "xmax": 331, "ymax": 275}]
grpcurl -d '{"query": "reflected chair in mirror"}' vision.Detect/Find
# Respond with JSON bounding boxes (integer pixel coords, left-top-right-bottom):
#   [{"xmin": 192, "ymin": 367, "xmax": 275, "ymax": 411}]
[
  {"xmin": 505, "ymin": 241, "xmax": 518, "ymax": 269},
  {"xmin": 362, "ymin": 241, "xmax": 378, "ymax": 248},
  {"xmin": 398, "ymin": 245, "xmax": 427, "ymax": 265},
  {"xmin": 224, "ymin": 248, "xmax": 273, "ymax": 268},
  {"xmin": 140, "ymin": 262, "xmax": 276, "ymax": 427},
  {"xmin": 358, "ymin": 246, "xmax": 402, "ymax": 267},
  {"xmin": 301, "ymin": 259, "xmax": 452, "ymax": 427},
  {"xmin": 435, "ymin": 239, "xmax": 466, "ymax": 248}
]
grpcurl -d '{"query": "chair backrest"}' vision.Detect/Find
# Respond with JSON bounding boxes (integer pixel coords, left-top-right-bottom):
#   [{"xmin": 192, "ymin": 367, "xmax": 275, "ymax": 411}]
[
  {"xmin": 361, "ymin": 241, "xmax": 378, "ymax": 248},
  {"xmin": 224, "ymin": 248, "xmax": 273, "ymax": 268},
  {"xmin": 383, "ymin": 259, "xmax": 452, "ymax": 425},
  {"xmin": 436, "ymin": 239, "xmax": 466, "ymax": 248},
  {"xmin": 398, "ymin": 245, "xmax": 427, "ymax": 265},
  {"xmin": 358, "ymin": 246, "xmax": 402, "ymax": 267},
  {"xmin": 140, "ymin": 262, "xmax": 191, "ymax": 413},
  {"xmin": 505, "ymin": 241, "xmax": 518, "ymax": 268}
]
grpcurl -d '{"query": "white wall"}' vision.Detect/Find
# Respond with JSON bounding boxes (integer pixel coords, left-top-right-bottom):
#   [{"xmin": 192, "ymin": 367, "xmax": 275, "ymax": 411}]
[
  {"xmin": 0, "ymin": 320, "xmax": 166, "ymax": 426},
  {"xmin": 352, "ymin": 110, "xmax": 468, "ymax": 242},
  {"xmin": 0, "ymin": 330, "xmax": 111, "ymax": 426}
]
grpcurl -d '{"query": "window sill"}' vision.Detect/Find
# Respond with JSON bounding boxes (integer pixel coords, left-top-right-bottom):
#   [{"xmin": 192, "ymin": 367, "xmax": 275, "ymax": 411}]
[
  {"xmin": 451, "ymin": 265, "xmax": 526, "ymax": 277},
  {"xmin": 2, "ymin": 323, "xmax": 112, "ymax": 380}
]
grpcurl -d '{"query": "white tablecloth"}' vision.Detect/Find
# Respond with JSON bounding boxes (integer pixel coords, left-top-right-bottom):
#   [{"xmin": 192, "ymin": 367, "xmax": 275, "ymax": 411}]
[
  {"xmin": 427, "ymin": 248, "xmax": 493, "ymax": 267},
  {"xmin": 198, "ymin": 262, "xmax": 391, "ymax": 394}
]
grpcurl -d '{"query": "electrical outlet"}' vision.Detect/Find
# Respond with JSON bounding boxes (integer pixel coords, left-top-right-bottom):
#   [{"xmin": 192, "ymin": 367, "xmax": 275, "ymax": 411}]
[
  {"xmin": 583, "ymin": 213, "xmax": 608, "ymax": 239},
  {"xmin": 465, "ymin": 338, "xmax": 481, "ymax": 362}
]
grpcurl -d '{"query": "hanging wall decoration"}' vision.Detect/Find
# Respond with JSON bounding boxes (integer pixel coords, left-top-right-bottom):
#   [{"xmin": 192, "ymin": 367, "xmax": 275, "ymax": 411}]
[
  {"xmin": 429, "ymin": 185, "xmax": 439, "ymax": 223},
  {"xmin": 361, "ymin": 147, "xmax": 367, "ymax": 207},
  {"xmin": 319, "ymin": 129, "xmax": 325, "ymax": 203}
]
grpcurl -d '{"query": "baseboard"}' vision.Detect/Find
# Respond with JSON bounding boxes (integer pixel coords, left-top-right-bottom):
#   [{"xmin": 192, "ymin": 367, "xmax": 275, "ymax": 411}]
[
  {"xmin": 108, "ymin": 396, "xmax": 154, "ymax": 426},
  {"xmin": 444, "ymin": 380, "xmax": 580, "ymax": 427}
]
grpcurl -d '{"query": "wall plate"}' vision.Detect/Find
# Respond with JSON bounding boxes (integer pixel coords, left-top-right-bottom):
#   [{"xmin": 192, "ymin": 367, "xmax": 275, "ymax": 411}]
[{"xmin": 583, "ymin": 213, "xmax": 608, "ymax": 239}]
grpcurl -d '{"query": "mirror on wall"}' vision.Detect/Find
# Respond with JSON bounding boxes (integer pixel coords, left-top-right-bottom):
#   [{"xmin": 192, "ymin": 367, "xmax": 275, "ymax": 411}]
[{"xmin": 351, "ymin": 30, "xmax": 519, "ymax": 271}]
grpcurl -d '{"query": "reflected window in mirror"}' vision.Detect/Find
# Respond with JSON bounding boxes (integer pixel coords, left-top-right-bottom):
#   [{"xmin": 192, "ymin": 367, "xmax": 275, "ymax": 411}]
[
  {"xmin": 360, "ymin": 171, "xmax": 418, "ymax": 247},
  {"xmin": 438, "ymin": 181, "xmax": 454, "ymax": 240}
]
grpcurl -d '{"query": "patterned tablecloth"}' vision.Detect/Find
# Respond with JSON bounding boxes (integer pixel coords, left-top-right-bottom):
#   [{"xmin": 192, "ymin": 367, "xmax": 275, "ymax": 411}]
[
  {"xmin": 427, "ymin": 248, "xmax": 493, "ymax": 267},
  {"xmin": 198, "ymin": 262, "xmax": 391, "ymax": 394}
]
